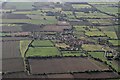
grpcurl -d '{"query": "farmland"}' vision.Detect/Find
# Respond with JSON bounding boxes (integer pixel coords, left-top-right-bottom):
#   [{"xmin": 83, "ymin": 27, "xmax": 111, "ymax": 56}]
[
  {"xmin": 28, "ymin": 57, "xmax": 109, "ymax": 74},
  {"xmin": 1, "ymin": 1, "xmax": 120, "ymax": 79}
]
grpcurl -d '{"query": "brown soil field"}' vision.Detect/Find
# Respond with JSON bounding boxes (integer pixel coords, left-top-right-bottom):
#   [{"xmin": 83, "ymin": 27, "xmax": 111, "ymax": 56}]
[
  {"xmin": 41, "ymin": 25, "xmax": 72, "ymax": 32},
  {"xmin": 2, "ymin": 58, "xmax": 24, "ymax": 73},
  {"xmin": 73, "ymin": 72, "xmax": 119, "ymax": 79},
  {"xmin": 21, "ymin": 24, "xmax": 72, "ymax": 32},
  {"xmin": 2, "ymin": 72, "xmax": 47, "ymax": 78},
  {"xmin": 47, "ymin": 74, "xmax": 74, "ymax": 78},
  {"xmin": 28, "ymin": 57, "xmax": 109, "ymax": 74},
  {"xmin": 2, "ymin": 37, "xmax": 30, "ymax": 41},
  {"xmin": 2, "ymin": 14, "xmax": 29, "ymax": 19},
  {"xmin": 2, "ymin": 26, "xmax": 22, "ymax": 32},
  {"xmin": 2, "ymin": 41, "xmax": 21, "ymax": 59}
]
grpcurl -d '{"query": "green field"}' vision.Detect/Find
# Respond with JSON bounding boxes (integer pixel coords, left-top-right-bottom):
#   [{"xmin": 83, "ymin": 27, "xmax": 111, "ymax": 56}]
[
  {"xmin": 75, "ymin": 12, "xmax": 112, "ymax": 18},
  {"xmin": 63, "ymin": 11, "xmax": 76, "ymax": 19},
  {"xmin": 62, "ymin": 51, "xmax": 86, "ymax": 57},
  {"xmin": 88, "ymin": 52, "xmax": 119, "ymax": 72},
  {"xmin": 20, "ymin": 40, "xmax": 32, "ymax": 57},
  {"xmin": 82, "ymin": 44, "xmax": 103, "ymax": 51},
  {"xmin": 104, "ymin": 31, "xmax": 118, "ymax": 39},
  {"xmin": 32, "ymin": 40, "xmax": 54, "ymax": 47},
  {"xmin": 5, "ymin": 2, "xmax": 34, "ymax": 10},
  {"xmin": 95, "ymin": 4, "xmax": 118, "ymax": 15},
  {"xmin": 72, "ymin": 4, "xmax": 91, "ymax": 8},
  {"xmin": 2, "ymin": 18, "xmax": 57, "ymax": 25},
  {"xmin": 13, "ymin": 10, "xmax": 44, "ymax": 15},
  {"xmin": 26, "ymin": 47, "xmax": 60, "ymax": 57},
  {"xmin": 109, "ymin": 40, "xmax": 120, "ymax": 46},
  {"xmin": 85, "ymin": 31, "xmax": 105, "ymax": 37}
]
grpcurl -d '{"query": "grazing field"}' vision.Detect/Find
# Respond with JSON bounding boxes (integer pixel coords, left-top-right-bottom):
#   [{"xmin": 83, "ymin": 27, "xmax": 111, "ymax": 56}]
[
  {"xmin": 104, "ymin": 31, "xmax": 118, "ymax": 39},
  {"xmin": 72, "ymin": 4, "xmax": 91, "ymax": 8},
  {"xmin": 88, "ymin": 52, "xmax": 106, "ymax": 61},
  {"xmin": 20, "ymin": 40, "xmax": 32, "ymax": 57},
  {"xmin": 55, "ymin": 43, "xmax": 69, "ymax": 48},
  {"xmin": 32, "ymin": 40, "xmax": 54, "ymax": 47},
  {"xmin": 88, "ymin": 19, "xmax": 113, "ymax": 25},
  {"xmin": 95, "ymin": 4, "xmax": 118, "ymax": 15},
  {"xmin": 26, "ymin": 47, "xmax": 60, "ymax": 57},
  {"xmin": 109, "ymin": 40, "xmax": 120, "ymax": 46},
  {"xmin": 13, "ymin": 10, "xmax": 44, "ymax": 15},
  {"xmin": 75, "ymin": 12, "xmax": 112, "ymax": 18},
  {"xmin": 82, "ymin": 44, "xmax": 103, "ymax": 51},
  {"xmin": 2, "ymin": 18, "xmax": 57, "ymax": 25},
  {"xmin": 62, "ymin": 51, "xmax": 86, "ymax": 57},
  {"xmin": 88, "ymin": 52, "xmax": 119, "ymax": 72},
  {"xmin": 85, "ymin": 31, "xmax": 105, "ymax": 37},
  {"xmin": 28, "ymin": 57, "xmax": 109, "ymax": 74}
]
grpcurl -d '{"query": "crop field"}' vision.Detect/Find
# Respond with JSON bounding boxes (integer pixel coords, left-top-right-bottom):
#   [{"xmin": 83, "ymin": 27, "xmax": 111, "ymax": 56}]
[
  {"xmin": 73, "ymin": 72, "xmax": 119, "ymax": 78},
  {"xmin": 104, "ymin": 31, "xmax": 118, "ymax": 39},
  {"xmin": 85, "ymin": 31, "xmax": 105, "ymax": 37},
  {"xmin": 2, "ymin": 41, "xmax": 21, "ymax": 59},
  {"xmin": 62, "ymin": 51, "xmax": 86, "ymax": 57},
  {"xmin": 2, "ymin": 2, "xmax": 120, "ymax": 79},
  {"xmin": 72, "ymin": 4, "xmax": 92, "ymax": 9},
  {"xmin": 94, "ymin": 4, "xmax": 118, "ymax": 15},
  {"xmin": 55, "ymin": 43, "xmax": 69, "ymax": 48},
  {"xmin": 26, "ymin": 47, "xmax": 60, "ymax": 57},
  {"xmin": 88, "ymin": 52, "xmax": 119, "ymax": 72},
  {"xmin": 88, "ymin": 19, "xmax": 113, "ymax": 25},
  {"xmin": 31, "ymin": 40, "xmax": 54, "ymax": 47},
  {"xmin": 28, "ymin": 57, "xmax": 109, "ymax": 74},
  {"xmin": 109, "ymin": 40, "xmax": 120, "ymax": 46},
  {"xmin": 2, "ymin": 14, "xmax": 29, "ymax": 19},
  {"xmin": 4, "ymin": 2, "xmax": 34, "ymax": 10},
  {"xmin": 13, "ymin": 10, "xmax": 44, "ymax": 15},
  {"xmin": 20, "ymin": 40, "xmax": 32, "ymax": 57},
  {"xmin": 63, "ymin": 11, "xmax": 76, "ymax": 19},
  {"xmin": 82, "ymin": 44, "xmax": 103, "ymax": 51},
  {"xmin": 75, "ymin": 12, "xmax": 112, "ymax": 18},
  {"xmin": 2, "ymin": 58, "xmax": 24, "ymax": 73}
]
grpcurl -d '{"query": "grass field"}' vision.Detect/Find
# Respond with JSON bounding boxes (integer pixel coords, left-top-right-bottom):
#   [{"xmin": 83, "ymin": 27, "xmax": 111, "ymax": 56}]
[
  {"xmin": 2, "ymin": 24, "xmax": 22, "ymax": 27},
  {"xmin": 104, "ymin": 31, "xmax": 118, "ymax": 39},
  {"xmin": 26, "ymin": 47, "xmax": 60, "ymax": 57},
  {"xmin": 13, "ymin": 10, "xmax": 44, "ymax": 15},
  {"xmin": 85, "ymin": 31, "xmax": 105, "ymax": 37},
  {"xmin": 109, "ymin": 40, "xmax": 120, "ymax": 46},
  {"xmin": 82, "ymin": 44, "xmax": 103, "ymax": 51},
  {"xmin": 72, "ymin": 4, "xmax": 91, "ymax": 8},
  {"xmin": 20, "ymin": 40, "xmax": 32, "ymax": 57},
  {"xmin": 32, "ymin": 40, "xmax": 54, "ymax": 47},
  {"xmin": 88, "ymin": 52, "xmax": 119, "ymax": 72},
  {"xmin": 62, "ymin": 51, "xmax": 86, "ymax": 57},
  {"xmin": 75, "ymin": 12, "xmax": 112, "ymax": 18},
  {"xmin": 55, "ymin": 43, "xmax": 69, "ymax": 48},
  {"xmin": 2, "ymin": 18, "xmax": 57, "ymax": 24},
  {"xmin": 5, "ymin": 2, "xmax": 34, "ymax": 10},
  {"xmin": 95, "ymin": 4, "xmax": 118, "ymax": 15},
  {"xmin": 88, "ymin": 52, "xmax": 106, "ymax": 61}
]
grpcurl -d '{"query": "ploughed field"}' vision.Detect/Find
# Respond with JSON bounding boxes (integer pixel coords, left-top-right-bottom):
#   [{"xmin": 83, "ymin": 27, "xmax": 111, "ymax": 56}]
[
  {"xmin": 3, "ymin": 71, "xmax": 119, "ymax": 79},
  {"xmin": 2, "ymin": 38, "xmax": 24, "ymax": 73},
  {"xmin": 2, "ymin": 41, "xmax": 21, "ymax": 59},
  {"xmin": 28, "ymin": 57, "xmax": 109, "ymax": 74}
]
